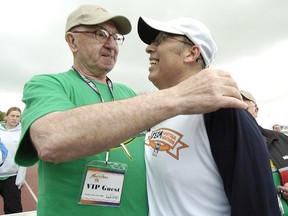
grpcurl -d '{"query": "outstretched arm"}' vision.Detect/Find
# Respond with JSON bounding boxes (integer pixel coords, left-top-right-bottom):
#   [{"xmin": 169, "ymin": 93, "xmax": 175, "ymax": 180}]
[{"xmin": 30, "ymin": 69, "xmax": 247, "ymax": 163}]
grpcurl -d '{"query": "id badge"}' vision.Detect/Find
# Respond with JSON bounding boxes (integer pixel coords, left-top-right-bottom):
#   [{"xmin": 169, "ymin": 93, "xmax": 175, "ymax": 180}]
[{"xmin": 79, "ymin": 160, "xmax": 128, "ymax": 207}]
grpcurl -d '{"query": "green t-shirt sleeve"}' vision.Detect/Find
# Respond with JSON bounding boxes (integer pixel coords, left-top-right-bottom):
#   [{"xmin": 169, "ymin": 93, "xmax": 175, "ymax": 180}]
[
  {"xmin": 15, "ymin": 73, "xmax": 76, "ymax": 166},
  {"xmin": 15, "ymin": 71, "xmax": 138, "ymax": 167}
]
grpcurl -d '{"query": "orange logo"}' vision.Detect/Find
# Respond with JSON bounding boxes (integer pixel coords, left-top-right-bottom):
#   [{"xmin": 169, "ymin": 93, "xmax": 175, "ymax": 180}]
[
  {"xmin": 146, "ymin": 128, "xmax": 188, "ymax": 160},
  {"xmin": 90, "ymin": 172, "xmax": 108, "ymax": 183}
]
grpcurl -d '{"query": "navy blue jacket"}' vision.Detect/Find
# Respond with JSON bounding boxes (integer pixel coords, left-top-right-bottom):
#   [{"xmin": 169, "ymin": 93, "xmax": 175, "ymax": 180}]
[{"xmin": 204, "ymin": 108, "xmax": 280, "ymax": 216}]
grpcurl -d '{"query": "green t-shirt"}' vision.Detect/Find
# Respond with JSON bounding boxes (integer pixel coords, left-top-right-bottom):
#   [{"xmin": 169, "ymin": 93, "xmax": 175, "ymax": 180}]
[{"xmin": 15, "ymin": 70, "xmax": 148, "ymax": 216}]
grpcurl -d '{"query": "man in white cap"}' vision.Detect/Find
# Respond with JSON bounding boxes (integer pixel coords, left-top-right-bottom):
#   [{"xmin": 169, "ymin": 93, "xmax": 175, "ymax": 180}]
[
  {"xmin": 14, "ymin": 4, "xmax": 247, "ymax": 216},
  {"xmin": 138, "ymin": 17, "xmax": 280, "ymax": 215},
  {"xmin": 241, "ymin": 90, "xmax": 288, "ymax": 216}
]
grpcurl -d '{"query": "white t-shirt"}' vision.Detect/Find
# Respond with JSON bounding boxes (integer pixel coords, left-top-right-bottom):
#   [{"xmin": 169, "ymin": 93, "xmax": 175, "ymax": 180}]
[{"xmin": 145, "ymin": 114, "xmax": 230, "ymax": 216}]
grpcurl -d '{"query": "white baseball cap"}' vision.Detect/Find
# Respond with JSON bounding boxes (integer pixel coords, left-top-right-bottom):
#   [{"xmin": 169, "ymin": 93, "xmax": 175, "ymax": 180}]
[{"xmin": 137, "ymin": 16, "xmax": 217, "ymax": 68}]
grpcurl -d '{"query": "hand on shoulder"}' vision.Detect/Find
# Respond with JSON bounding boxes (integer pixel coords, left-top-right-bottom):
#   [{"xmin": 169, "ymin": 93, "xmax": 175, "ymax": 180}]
[{"xmin": 171, "ymin": 68, "xmax": 248, "ymax": 114}]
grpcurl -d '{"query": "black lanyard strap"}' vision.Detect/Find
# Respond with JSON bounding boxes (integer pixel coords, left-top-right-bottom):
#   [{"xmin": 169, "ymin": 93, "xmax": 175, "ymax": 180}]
[{"xmin": 72, "ymin": 67, "xmax": 132, "ymax": 161}]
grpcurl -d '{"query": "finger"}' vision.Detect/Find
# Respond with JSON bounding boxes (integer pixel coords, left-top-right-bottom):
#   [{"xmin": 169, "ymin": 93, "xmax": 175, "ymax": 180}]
[{"xmin": 214, "ymin": 97, "xmax": 248, "ymax": 110}]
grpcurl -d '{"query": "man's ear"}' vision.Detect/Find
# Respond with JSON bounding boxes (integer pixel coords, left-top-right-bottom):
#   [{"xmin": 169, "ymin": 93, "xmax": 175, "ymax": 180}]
[
  {"xmin": 184, "ymin": 45, "xmax": 201, "ymax": 63},
  {"xmin": 255, "ymin": 106, "xmax": 259, "ymax": 116},
  {"xmin": 65, "ymin": 32, "xmax": 77, "ymax": 52}
]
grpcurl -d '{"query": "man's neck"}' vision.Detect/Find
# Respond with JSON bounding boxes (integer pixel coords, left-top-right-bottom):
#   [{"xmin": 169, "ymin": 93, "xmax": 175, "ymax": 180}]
[{"xmin": 72, "ymin": 66, "xmax": 107, "ymax": 84}]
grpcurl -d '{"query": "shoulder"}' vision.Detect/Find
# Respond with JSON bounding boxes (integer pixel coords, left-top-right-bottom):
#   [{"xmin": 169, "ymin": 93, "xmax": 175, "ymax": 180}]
[
  {"xmin": 204, "ymin": 108, "xmax": 261, "ymax": 142},
  {"xmin": 24, "ymin": 70, "xmax": 80, "ymax": 94},
  {"xmin": 204, "ymin": 108, "xmax": 255, "ymax": 127},
  {"xmin": 27, "ymin": 69, "xmax": 77, "ymax": 84},
  {"xmin": 263, "ymin": 128, "xmax": 288, "ymax": 140}
]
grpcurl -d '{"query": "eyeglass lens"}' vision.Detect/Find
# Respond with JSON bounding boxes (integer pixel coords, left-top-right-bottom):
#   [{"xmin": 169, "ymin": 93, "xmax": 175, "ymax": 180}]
[
  {"xmin": 152, "ymin": 32, "xmax": 192, "ymax": 46},
  {"xmin": 96, "ymin": 29, "xmax": 124, "ymax": 45}
]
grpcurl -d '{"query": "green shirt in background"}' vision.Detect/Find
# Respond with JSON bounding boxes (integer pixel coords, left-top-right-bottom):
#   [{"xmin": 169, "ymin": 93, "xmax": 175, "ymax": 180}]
[
  {"xmin": 15, "ymin": 69, "xmax": 148, "ymax": 216},
  {"xmin": 271, "ymin": 160, "xmax": 288, "ymax": 215}
]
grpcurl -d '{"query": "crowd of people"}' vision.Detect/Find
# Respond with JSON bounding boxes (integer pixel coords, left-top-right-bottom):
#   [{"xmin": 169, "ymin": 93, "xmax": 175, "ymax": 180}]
[{"xmin": 0, "ymin": 3, "xmax": 287, "ymax": 216}]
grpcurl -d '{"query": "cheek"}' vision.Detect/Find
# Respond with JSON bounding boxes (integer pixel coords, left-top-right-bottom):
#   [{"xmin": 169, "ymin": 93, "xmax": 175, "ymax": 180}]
[
  {"xmin": 158, "ymin": 54, "xmax": 174, "ymax": 71},
  {"xmin": 78, "ymin": 45, "xmax": 98, "ymax": 61},
  {"xmin": 159, "ymin": 55, "xmax": 180, "ymax": 77},
  {"xmin": 114, "ymin": 49, "xmax": 119, "ymax": 60}
]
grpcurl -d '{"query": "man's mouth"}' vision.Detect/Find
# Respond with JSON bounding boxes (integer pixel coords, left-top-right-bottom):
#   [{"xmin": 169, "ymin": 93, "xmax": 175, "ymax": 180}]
[
  {"xmin": 103, "ymin": 55, "xmax": 113, "ymax": 59},
  {"xmin": 150, "ymin": 59, "xmax": 158, "ymax": 65}
]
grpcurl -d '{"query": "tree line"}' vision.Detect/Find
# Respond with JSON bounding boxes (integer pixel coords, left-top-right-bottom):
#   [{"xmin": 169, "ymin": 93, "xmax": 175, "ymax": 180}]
[{"xmin": 0, "ymin": 111, "xmax": 5, "ymax": 121}]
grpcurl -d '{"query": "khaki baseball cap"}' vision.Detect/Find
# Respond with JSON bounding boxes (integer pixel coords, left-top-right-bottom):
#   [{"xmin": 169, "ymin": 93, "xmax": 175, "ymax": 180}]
[
  {"xmin": 65, "ymin": 4, "xmax": 131, "ymax": 34},
  {"xmin": 240, "ymin": 90, "xmax": 257, "ymax": 106}
]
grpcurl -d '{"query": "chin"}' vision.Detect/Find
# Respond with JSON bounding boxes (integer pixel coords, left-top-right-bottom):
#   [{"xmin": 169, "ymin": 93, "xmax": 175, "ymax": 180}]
[{"xmin": 149, "ymin": 78, "xmax": 161, "ymax": 90}]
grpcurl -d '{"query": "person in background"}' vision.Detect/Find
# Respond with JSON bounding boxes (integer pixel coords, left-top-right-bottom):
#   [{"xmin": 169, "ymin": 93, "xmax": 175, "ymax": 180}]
[
  {"xmin": 241, "ymin": 90, "xmax": 288, "ymax": 216},
  {"xmin": 0, "ymin": 140, "xmax": 8, "ymax": 166},
  {"xmin": 14, "ymin": 4, "xmax": 247, "ymax": 216},
  {"xmin": 0, "ymin": 107, "xmax": 26, "ymax": 214},
  {"xmin": 273, "ymin": 124, "xmax": 283, "ymax": 132},
  {"xmin": 138, "ymin": 16, "xmax": 280, "ymax": 215}
]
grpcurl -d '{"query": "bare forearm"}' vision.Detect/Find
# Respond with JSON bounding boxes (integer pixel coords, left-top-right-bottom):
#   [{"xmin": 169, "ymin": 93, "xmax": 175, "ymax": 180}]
[
  {"xmin": 31, "ymin": 89, "xmax": 177, "ymax": 163},
  {"xmin": 31, "ymin": 69, "xmax": 248, "ymax": 163}
]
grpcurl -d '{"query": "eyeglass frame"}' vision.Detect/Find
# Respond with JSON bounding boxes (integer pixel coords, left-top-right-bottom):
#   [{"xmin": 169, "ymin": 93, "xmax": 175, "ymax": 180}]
[
  {"xmin": 151, "ymin": 32, "xmax": 193, "ymax": 47},
  {"xmin": 151, "ymin": 32, "xmax": 206, "ymax": 68},
  {"xmin": 71, "ymin": 26, "xmax": 125, "ymax": 45}
]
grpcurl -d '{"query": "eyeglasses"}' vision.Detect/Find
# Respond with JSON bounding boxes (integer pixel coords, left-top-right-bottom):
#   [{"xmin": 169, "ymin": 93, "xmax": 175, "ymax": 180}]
[
  {"xmin": 151, "ymin": 32, "xmax": 193, "ymax": 46},
  {"xmin": 72, "ymin": 27, "xmax": 125, "ymax": 45},
  {"xmin": 151, "ymin": 32, "xmax": 206, "ymax": 68}
]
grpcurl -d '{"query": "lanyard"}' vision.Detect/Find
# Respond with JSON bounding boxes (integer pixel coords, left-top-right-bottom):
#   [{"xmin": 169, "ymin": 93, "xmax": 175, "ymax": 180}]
[
  {"xmin": 73, "ymin": 67, "xmax": 114, "ymax": 102},
  {"xmin": 72, "ymin": 67, "xmax": 132, "ymax": 162}
]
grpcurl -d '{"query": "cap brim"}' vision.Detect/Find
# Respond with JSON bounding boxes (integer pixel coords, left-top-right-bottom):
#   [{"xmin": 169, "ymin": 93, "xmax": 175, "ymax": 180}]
[
  {"xmin": 110, "ymin": 16, "xmax": 131, "ymax": 35},
  {"xmin": 240, "ymin": 90, "xmax": 257, "ymax": 105},
  {"xmin": 137, "ymin": 16, "xmax": 183, "ymax": 44},
  {"xmin": 89, "ymin": 15, "xmax": 131, "ymax": 35}
]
